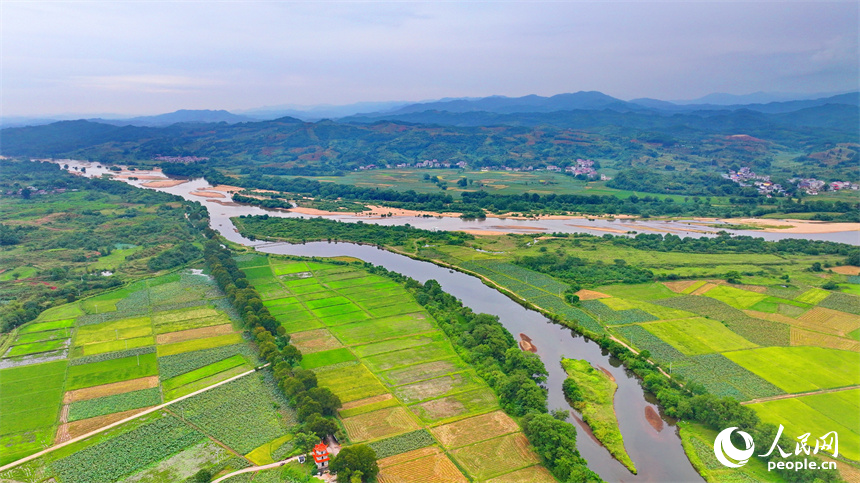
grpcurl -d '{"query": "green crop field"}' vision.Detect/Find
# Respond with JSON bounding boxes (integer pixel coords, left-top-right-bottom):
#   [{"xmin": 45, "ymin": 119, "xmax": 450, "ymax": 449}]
[
  {"xmin": 329, "ymin": 315, "xmax": 435, "ymax": 346},
  {"xmin": 161, "ymin": 355, "xmax": 247, "ymax": 392},
  {"xmin": 642, "ymin": 317, "xmax": 758, "ymax": 355},
  {"xmin": 5, "ymin": 339, "xmax": 68, "ymax": 357},
  {"xmin": 795, "ymin": 288, "xmax": 832, "ymax": 305},
  {"xmin": 724, "ymin": 347, "xmax": 860, "ymax": 393},
  {"xmin": 750, "ymin": 395, "xmax": 860, "ymax": 461},
  {"xmin": 299, "ymin": 347, "xmax": 357, "ymax": 369},
  {"xmin": 18, "ymin": 318, "xmax": 75, "ymax": 334},
  {"xmin": 80, "ymin": 335, "xmax": 155, "ymax": 356},
  {"xmin": 363, "ymin": 342, "xmax": 459, "ymax": 372},
  {"xmin": 0, "ymin": 360, "xmax": 67, "ymax": 432},
  {"xmin": 156, "ymin": 333, "xmax": 244, "ymax": 357},
  {"xmin": 67, "ymin": 387, "xmax": 162, "ymax": 422},
  {"xmin": 392, "ymin": 371, "xmax": 483, "ymax": 404},
  {"xmin": 14, "ymin": 328, "xmax": 72, "ymax": 344},
  {"xmin": 409, "ymin": 387, "xmax": 500, "ymax": 423},
  {"xmin": 315, "ymin": 363, "xmax": 389, "ymax": 403},
  {"xmin": 66, "ymin": 353, "xmax": 159, "ymax": 390},
  {"xmin": 380, "ymin": 359, "xmax": 471, "ymax": 386},
  {"xmin": 352, "ymin": 333, "xmax": 445, "ymax": 358}
]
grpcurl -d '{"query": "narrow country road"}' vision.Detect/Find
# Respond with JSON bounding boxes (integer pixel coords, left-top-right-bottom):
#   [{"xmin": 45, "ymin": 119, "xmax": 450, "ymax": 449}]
[
  {"xmin": 210, "ymin": 455, "xmax": 319, "ymax": 483},
  {"xmin": 740, "ymin": 384, "xmax": 860, "ymax": 405},
  {"xmin": 0, "ymin": 364, "xmax": 269, "ymax": 473}
]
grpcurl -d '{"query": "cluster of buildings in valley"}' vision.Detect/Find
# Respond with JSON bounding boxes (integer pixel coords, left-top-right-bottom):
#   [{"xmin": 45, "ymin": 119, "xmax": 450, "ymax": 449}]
[
  {"xmin": 791, "ymin": 178, "xmax": 859, "ymax": 195},
  {"xmin": 152, "ymin": 155, "xmax": 209, "ymax": 163},
  {"xmin": 724, "ymin": 166, "xmax": 859, "ymax": 196},
  {"xmin": 722, "ymin": 167, "xmax": 787, "ymax": 197}
]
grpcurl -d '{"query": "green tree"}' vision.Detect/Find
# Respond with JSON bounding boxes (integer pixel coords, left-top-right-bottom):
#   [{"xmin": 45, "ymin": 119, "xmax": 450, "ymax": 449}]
[{"xmin": 330, "ymin": 445, "xmax": 379, "ymax": 482}]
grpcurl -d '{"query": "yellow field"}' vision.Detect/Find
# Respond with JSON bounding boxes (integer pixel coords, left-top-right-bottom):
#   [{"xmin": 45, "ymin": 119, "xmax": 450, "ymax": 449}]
[
  {"xmin": 797, "ymin": 307, "xmax": 860, "ymax": 336},
  {"xmin": 342, "ymin": 406, "xmax": 420, "ymax": 442},
  {"xmin": 663, "ymin": 280, "xmax": 704, "ymax": 294},
  {"xmin": 289, "ymin": 328, "xmax": 343, "ymax": 353},
  {"xmin": 155, "ymin": 324, "xmax": 234, "ymax": 344},
  {"xmin": 790, "ymin": 328, "xmax": 860, "ymax": 352},
  {"xmin": 377, "ymin": 447, "xmax": 467, "ymax": 483},
  {"xmin": 62, "ymin": 376, "xmax": 159, "ymax": 403},
  {"xmin": 485, "ymin": 465, "xmax": 557, "ymax": 483},
  {"xmin": 450, "ymin": 433, "xmax": 540, "ymax": 480},
  {"xmin": 431, "ymin": 410, "xmax": 520, "ymax": 449}
]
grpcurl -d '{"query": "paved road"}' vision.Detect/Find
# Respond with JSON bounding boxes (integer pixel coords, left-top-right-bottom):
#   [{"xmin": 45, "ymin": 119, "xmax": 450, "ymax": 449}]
[
  {"xmin": 740, "ymin": 385, "xmax": 860, "ymax": 405},
  {"xmin": 0, "ymin": 364, "xmax": 269, "ymax": 473}
]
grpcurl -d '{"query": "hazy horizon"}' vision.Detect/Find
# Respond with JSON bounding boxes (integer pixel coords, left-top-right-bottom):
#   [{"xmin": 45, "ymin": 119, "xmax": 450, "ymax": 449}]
[{"xmin": 2, "ymin": 1, "xmax": 857, "ymax": 117}]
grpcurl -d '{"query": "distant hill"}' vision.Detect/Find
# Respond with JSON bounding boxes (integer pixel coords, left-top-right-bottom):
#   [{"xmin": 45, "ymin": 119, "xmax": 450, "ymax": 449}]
[
  {"xmin": 378, "ymin": 91, "xmax": 641, "ymax": 116},
  {"xmin": 92, "ymin": 109, "xmax": 258, "ymax": 127}
]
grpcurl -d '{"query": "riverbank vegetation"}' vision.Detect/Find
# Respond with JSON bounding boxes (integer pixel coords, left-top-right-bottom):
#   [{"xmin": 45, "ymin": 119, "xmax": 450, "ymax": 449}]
[
  {"xmin": 0, "ymin": 159, "xmax": 209, "ymax": 332},
  {"xmin": 561, "ymin": 358, "xmax": 636, "ymax": 473}
]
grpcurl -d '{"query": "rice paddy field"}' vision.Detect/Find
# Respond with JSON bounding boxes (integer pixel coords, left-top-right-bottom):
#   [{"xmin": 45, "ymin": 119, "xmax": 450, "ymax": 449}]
[
  {"xmin": 0, "ymin": 268, "xmax": 294, "ymax": 482},
  {"xmin": 411, "ymin": 242, "xmax": 860, "ymax": 466},
  {"xmin": 241, "ymin": 255, "xmax": 550, "ymax": 482}
]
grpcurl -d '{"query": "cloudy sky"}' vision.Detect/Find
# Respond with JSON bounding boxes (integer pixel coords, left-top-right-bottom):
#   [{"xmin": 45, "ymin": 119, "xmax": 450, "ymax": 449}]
[{"xmin": 2, "ymin": 1, "xmax": 857, "ymax": 116}]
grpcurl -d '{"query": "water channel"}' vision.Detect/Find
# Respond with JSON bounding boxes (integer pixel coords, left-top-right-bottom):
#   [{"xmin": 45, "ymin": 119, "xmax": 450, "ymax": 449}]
[{"xmin": 55, "ymin": 160, "xmax": 857, "ymax": 481}]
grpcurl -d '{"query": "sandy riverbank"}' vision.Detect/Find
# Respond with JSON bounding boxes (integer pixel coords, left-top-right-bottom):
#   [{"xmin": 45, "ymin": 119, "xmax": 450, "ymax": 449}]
[
  {"xmin": 141, "ymin": 179, "xmax": 189, "ymax": 188},
  {"xmin": 714, "ymin": 218, "xmax": 860, "ymax": 234}
]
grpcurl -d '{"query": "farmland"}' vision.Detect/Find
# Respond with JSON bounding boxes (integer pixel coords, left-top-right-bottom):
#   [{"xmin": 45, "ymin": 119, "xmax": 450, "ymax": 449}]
[
  {"xmin": 241, "ymin": 255, "xmax": 550, "ymax": 481},
  {"xmin": 0, "ymin": 268, "xmax": 293, "ymax": 480}
]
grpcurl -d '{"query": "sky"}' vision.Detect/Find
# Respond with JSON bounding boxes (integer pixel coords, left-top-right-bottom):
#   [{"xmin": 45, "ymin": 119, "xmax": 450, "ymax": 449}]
[{"xmin": 2, "ymin": 1, "xmax": 858, "ymax": 117}]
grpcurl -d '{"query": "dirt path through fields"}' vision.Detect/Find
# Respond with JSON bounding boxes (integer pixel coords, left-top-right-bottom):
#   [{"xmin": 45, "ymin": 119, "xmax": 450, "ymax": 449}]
[{"xmin": 740, "ymin": 385, "xmax": 860, "ymax": 405}]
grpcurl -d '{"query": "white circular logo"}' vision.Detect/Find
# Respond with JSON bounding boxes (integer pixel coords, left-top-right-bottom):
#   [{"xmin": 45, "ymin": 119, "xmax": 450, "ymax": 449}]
[{"xmin": 714, "ymin": 427, "xmax": 755, "ymax": 468}]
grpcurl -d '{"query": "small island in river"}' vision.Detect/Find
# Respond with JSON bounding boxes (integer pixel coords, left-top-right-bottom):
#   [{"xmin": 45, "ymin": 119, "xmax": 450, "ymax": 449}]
[{"xmin": 562, "ymin": 357, "xmax": 637, "ymax": 474}]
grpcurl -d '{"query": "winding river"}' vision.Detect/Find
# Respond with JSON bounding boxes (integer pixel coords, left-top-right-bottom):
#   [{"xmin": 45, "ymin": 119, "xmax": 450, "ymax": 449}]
[{"xmin": 54, "ymin": 160, "xmax": 856, "ymax": 481}]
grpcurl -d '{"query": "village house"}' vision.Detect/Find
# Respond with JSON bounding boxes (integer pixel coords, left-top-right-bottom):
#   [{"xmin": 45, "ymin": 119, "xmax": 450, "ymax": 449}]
[{"xmin": 312, "ymin": 442, "xmax": 330, "ymax": 470}]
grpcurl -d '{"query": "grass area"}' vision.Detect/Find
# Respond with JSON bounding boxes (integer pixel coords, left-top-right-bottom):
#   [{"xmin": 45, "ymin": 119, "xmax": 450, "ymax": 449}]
[
  {"xmin": 641, "ymin": 317, "xmax": 758, "ymax": 355},
  {"xmin": 724, "ymin": 347, "xmax": 860, "ymax": 393},
  {"xmin": 561, "ymin": 358, "xmax": 636, "ymax": 473}
]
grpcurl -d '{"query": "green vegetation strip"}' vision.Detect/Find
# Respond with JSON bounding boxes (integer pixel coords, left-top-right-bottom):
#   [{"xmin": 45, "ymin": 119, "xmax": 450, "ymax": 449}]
[
  {"xmin": 561, "ymin": 358, "xmax": 636, "ymax": 473},
  {"xmin": 66, "ymin": 352, "xmax": 159, "ymax": 390},
  {"xmin": 68, "ymin": 387, "xmax": 162, "ymax": 422}
]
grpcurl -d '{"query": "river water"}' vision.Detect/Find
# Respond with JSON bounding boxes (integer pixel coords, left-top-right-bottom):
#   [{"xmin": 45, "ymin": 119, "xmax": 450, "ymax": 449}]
[{"xmin": 53, "ymin": 160, "xmax": 857, "ymax": 481}]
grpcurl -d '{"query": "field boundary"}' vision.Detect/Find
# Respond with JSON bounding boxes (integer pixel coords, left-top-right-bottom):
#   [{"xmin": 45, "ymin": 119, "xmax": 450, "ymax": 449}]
[{"xmin": 740, "ymin": 384, "xmax": 860, "ymax": 405}]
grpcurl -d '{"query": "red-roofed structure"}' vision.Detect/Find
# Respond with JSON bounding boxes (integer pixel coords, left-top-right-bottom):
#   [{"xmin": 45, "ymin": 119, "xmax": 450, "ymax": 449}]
[{"xmin": 312, "ymin": 443, "xmax": 329, "ymax": 469}]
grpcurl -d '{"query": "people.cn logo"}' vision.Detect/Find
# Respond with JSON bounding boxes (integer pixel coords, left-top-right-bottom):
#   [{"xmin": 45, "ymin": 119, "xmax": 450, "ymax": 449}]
[{"xmin": 714, "ymin": 427, "xmax": 756, "ymax": 468}]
